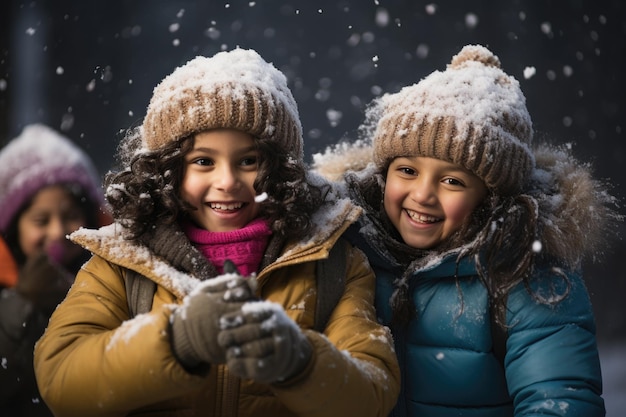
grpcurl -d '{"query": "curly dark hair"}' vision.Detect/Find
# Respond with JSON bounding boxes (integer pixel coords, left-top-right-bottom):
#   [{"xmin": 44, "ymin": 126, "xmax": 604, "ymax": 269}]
[{"xmin": 105, "ymin": 128, "xmax": 328, "ymax": 242}]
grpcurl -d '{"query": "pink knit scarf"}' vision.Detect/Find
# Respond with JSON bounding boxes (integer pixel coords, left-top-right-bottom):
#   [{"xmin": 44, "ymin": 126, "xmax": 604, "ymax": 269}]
[{"xmin": 183, "ymin": 218, "xmax": 272, "ymax": 276}]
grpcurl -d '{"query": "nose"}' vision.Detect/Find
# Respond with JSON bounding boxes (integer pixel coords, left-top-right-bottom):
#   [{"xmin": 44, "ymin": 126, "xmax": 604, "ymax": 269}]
[
  {"xmin": 47, "ymin": 216, "xmax": 67, "ymax": 241},
  {"xmin": 409, "ymin": 177, "xmax": 437, "ymax": 205},
  {"xmin": 215, "ymin": 164, "xmax": 241, "ymax": 193}
]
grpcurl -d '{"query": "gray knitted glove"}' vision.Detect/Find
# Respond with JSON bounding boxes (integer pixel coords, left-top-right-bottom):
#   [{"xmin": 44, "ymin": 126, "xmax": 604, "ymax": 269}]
[
  {"xmin": 170, "ymin": 261, "xmax": 256, "ymax": 370},
  {"xmin": 218, "ymin": 301, "xmax": 313, "ymax": 383}
]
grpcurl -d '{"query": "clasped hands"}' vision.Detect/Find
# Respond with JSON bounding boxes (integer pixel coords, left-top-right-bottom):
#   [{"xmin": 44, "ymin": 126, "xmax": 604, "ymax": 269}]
[{"xmin": 170, "ymin": 261, "xmax": 312, "ymax": 383}]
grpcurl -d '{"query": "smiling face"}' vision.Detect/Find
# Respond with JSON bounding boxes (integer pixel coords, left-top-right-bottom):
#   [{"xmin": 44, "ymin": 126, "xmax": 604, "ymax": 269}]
[
  {"xmin": 18, "ymin": 184, "xmax": 88, "ymax": 264},
  {"xmin": 180, "ymin": 129, "xmax": 261, "ymax": 232},
  {"xmin": 383, "ymin": 156, "xmax": 488, "ymax": 250}
]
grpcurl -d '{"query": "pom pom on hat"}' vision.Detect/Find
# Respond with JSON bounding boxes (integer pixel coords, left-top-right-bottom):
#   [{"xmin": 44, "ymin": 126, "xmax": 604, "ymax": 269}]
[
  {"xmin": 142, "ymin": 48, "xmax": 303, "ymax": 161},
  {"xmin": 371, "ymin": 44, "xmax": 534, "ymax": 194},
  {"xmin": 0, "ymin": 124, "xmax": 104, "ymax": 232}
]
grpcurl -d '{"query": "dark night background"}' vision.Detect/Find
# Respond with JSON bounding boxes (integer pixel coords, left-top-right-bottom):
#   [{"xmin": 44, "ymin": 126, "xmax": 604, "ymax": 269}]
[{"xmin": 1, "ymin": 0, "xmax": 625, "ymax": 413}]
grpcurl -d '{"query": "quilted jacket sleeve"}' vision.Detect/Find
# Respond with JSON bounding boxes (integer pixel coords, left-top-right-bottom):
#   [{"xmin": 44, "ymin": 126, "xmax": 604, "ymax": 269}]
[
  {"xmin": 505, "ymin": 268, "xmax": 605, "ymax": 416},
  {"xmin": 33, "ymin": 255, "xmax": 204, "ymax": 417}
]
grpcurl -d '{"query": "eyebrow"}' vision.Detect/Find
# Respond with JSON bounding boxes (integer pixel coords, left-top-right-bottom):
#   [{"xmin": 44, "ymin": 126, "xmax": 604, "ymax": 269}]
[
  {"xmin": 394, "ymin": 157, "xmax": 474, "ymax": 176},
  {"xmin": 446, "ymin": 166, "xmax": 474, "ymax": 175},
  {"xmin": 190, "ymin": 145, "xmax": 258, "ymax": 154}
]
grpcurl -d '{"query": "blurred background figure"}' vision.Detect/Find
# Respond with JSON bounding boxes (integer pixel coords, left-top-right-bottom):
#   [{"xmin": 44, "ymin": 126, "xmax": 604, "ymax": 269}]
[{"xmin": 0, "ymin": 123, "xmax": 109, "ymax": 417}]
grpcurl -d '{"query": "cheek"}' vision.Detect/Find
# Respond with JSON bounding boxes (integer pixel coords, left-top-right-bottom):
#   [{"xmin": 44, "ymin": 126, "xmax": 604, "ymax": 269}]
[
  {"xmin": 442, "ymin": 197, "xmax": 479, "ymax": 230},
  {"xmin": 243, "ymin": 171, "xmax": 258, "ymax": 190},
  {"xmin": 382, "ymin": 180, "xmax": 405, "ymax": 219},
  {"xmin": 17, "ymin": 219, "xmax": 43, "ymax": 257},
  {"xmin": 180, "ymin": 174, "xmax": 202, "ymax": 203},
  {"xmin": 383, "ymin": 183, "xmax": 407, "ymax": 228}
]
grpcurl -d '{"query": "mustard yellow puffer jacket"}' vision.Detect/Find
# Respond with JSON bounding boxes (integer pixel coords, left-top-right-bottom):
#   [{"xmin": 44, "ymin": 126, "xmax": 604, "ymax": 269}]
[{"xmin": 33, "ymin": 200, "xmax": 400, "ymax": 417}]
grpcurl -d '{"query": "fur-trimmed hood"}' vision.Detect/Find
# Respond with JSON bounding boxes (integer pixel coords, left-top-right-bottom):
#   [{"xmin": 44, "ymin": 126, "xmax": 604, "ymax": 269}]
[
  {"xmin": 313, "ymin": 141, "xmax": 622, "ymax": 268},
  {"xmin": 527, "ymin": 144, "xmax": 621, "ymax": 266}
]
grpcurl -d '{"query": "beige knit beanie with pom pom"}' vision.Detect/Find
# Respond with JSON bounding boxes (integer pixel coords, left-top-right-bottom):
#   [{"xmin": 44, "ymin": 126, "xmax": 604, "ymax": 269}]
[
  {"xmin": 371, "ymin": 44, "xmax": 534, "ymax": 194},
  {"xmin": 142, "ymin": 48, "xmax": 303, "ymax": 161}
]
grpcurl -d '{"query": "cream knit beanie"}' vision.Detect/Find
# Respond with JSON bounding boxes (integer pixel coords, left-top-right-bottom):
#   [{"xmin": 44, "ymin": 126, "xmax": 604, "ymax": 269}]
[
  {"xmin": 372, "ymin": 44, "xmax": 534, "ymax": 194},
  {"xmin": 142, "ymin": 48, "xmax": 303, "ymax": 161}
]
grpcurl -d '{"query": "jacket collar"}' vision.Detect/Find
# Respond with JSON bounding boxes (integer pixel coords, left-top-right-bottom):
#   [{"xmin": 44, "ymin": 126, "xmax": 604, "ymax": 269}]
[{"xmin": 69, "ymin": 197, "xmax": 362, "ymax": 298}]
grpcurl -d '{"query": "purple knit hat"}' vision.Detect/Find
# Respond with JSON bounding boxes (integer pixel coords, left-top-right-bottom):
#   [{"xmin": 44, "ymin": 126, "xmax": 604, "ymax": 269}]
[{"xmin": 0, "ymin": 124, "xmax": 104, "ymax": 232}]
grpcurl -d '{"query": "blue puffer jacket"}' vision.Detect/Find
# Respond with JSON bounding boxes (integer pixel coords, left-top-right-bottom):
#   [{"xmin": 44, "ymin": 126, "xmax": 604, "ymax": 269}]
[
  {"xmin": 319, "ymin": 143, "xmax": 617, "ymax": 417},
  {"xmin": 359, "ymin": 238, "xmax": 604, "ymax": 417}
]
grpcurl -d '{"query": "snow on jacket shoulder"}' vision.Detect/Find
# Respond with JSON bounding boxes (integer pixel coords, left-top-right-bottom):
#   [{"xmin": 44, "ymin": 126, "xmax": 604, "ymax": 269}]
[{"xmin": 33, "ymin": 198, "xmax": 400, "ymax": 417}]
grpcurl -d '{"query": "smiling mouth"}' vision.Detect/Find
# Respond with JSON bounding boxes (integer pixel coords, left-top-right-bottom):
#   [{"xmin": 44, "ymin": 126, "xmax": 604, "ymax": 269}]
[
  {"xmin": 209, "ymin": 202, "xmax": 244, "ymax": 211},
  {"xmin": 406, "ymin": 209, "xmax": 442, "ymax": 223}
]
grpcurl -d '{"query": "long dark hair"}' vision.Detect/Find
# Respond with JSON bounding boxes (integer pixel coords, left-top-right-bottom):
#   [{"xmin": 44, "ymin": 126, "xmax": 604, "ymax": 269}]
[{"xmin": 105, "ymin": 128, "xmax": 328, "ymax": 242}]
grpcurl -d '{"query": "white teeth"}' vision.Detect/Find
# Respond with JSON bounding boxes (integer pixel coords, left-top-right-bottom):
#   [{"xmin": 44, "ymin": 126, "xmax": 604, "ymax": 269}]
[
  {"xmin": 210, "ymin": 202, "xmax": 243, "ymax": 210},
  {"xmin": 407, "ymin": 210, "xmax": 440, "ymax": 223}
]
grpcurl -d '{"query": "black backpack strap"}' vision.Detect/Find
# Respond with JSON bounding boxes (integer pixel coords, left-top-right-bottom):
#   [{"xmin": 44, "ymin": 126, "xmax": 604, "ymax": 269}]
[
  {"xmin": 314, "ymin": 238, "xmax": 348, "ymax": 332},
  {"xmin": 124, "ymin": 269, "xmax": 157, "ymax": 317}
]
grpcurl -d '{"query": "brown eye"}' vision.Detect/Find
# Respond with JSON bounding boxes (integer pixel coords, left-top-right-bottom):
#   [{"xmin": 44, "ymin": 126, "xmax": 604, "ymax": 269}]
[
  {"xmin": 193, "ymin": 158, "xmax": 213, "ymax": 166},
  {"xmin": 240, "ymin": 156, "xmax": 258, "ymax": 166},
  {"xmin": 443, "ymin": 178, "xmax": 465, "ymax": 187},
  {"xmin": 399, "ymin": 167, "xmax": 416, "ymax": 176}
]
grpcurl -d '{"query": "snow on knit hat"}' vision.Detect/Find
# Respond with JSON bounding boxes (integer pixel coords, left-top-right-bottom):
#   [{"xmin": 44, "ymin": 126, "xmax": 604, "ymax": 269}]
[
  {"xmin": 372, "ymin": 44, "xmax": 534, "ymax": 195},
  {"xmin": 142, "ymin": 48, "xmax": 304, "ymax": 161},
  {"xmin": 0, "ymin": 124, "xmax": 104, "ymax": 233}
]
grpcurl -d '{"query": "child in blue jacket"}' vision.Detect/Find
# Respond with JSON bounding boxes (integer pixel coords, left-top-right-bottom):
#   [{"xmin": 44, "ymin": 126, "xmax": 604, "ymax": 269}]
[{"xmin": 314, "ymin": 44, "xmax": 621, "ymax": 416}]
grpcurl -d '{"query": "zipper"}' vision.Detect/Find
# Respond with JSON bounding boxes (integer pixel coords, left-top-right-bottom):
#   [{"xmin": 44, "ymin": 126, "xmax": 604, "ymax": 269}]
[{"xmin": 217, "ymin": 365, "xmax": 240, "ymax": 417}]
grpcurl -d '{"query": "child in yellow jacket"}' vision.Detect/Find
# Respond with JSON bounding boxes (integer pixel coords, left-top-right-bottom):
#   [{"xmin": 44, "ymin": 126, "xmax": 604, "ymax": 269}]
[{"xmin": 34, "ymin": 48, "xmax": 400, "ymax": 417}]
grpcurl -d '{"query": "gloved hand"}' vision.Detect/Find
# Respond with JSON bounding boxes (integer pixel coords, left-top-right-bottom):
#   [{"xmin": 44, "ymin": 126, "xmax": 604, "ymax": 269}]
[
  {"xmin": 16, "ymin": 251, "xmax": 73, "ymax": 315},
  {"xmin": 170, "ymin": 261, "xmax": 257, "ymax": 370},
  {"xmin": 218, "ymin": 301, "xmax": 313, "ymax": 384}
]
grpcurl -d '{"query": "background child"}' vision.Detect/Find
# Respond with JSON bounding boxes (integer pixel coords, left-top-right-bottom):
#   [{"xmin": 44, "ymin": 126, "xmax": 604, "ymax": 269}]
[
  {"xmin": 314, "ymin": 44, "xmax": 621, "ymax": 416},
  {"xmin": 0, "ymin": 124, "xmax": 108, "ymax": 417},
  {"xmin": 34, "ymin": 48, "xmax": 400, "ymax": 417}
]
